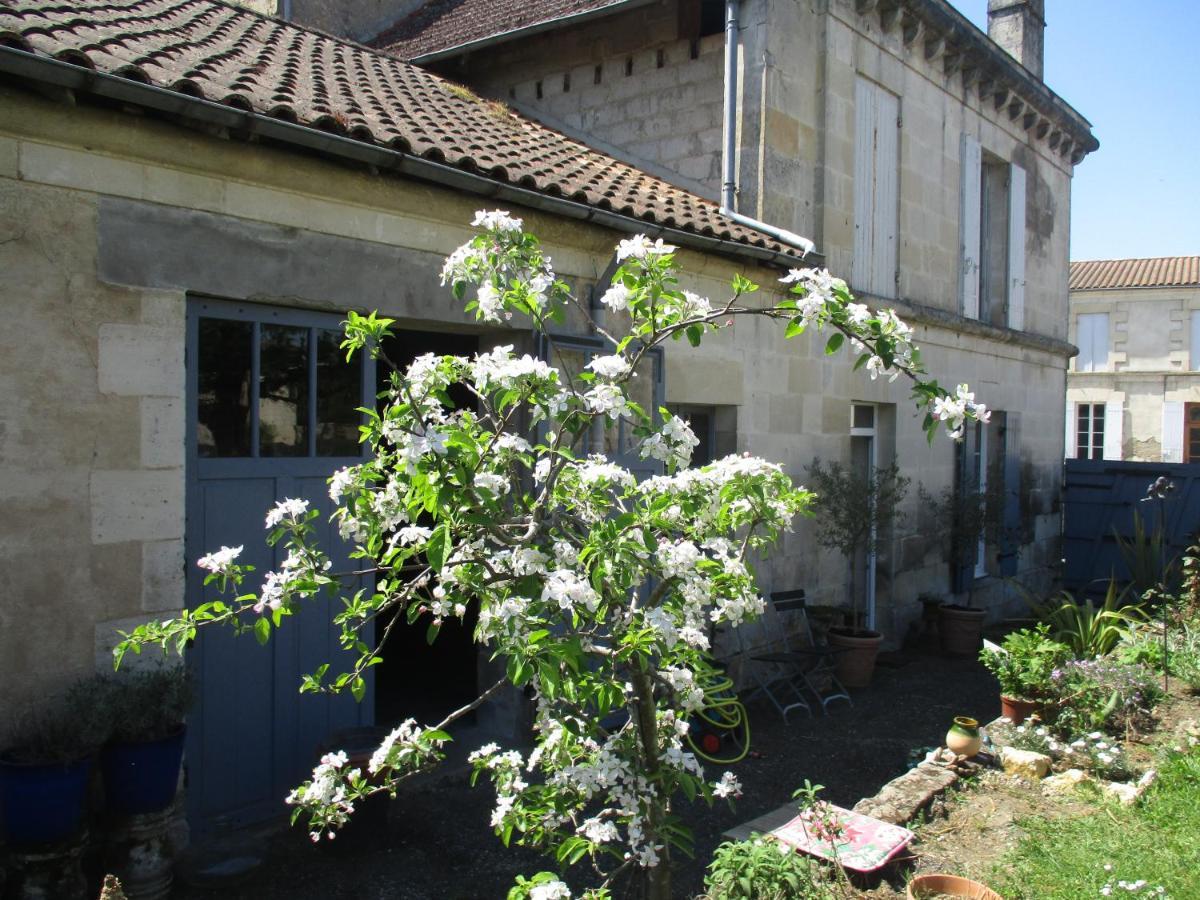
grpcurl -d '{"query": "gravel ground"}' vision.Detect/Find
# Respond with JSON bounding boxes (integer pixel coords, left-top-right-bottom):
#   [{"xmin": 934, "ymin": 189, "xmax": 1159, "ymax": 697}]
[{"xmin": 173, "ymin": 648, "xmax": 999, "ymax": 899}]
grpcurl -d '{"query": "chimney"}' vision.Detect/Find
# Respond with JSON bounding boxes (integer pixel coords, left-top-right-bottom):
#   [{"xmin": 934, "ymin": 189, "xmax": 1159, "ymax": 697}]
[{"xmin": 987, "ymin": 0, "xmax": 1045, "ymax": 80}]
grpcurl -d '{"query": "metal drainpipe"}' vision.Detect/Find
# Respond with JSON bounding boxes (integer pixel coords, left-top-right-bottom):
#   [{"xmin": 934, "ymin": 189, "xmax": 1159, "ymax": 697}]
[
  {"xmin": 719, "ymin": 0, "xmax": 816, "ymax": 258},
  {"xmin": 280, "ymin": 0, "xmax": 293, "ymax": 21}
]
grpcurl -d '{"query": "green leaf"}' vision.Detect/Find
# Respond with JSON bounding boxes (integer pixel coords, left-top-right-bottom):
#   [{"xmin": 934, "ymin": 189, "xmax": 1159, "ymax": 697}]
[
  {"xmin": 784, "ymin": 318, "xmax": 806, "ymax": 339},
  {"xmin": 427, "ymin": 523, "xmax": 450, "ymax": 571},
  {"xmin": 824, "ymin": 332, "xmax": 844, "ymax": 355},
  {"xmin": 351, "ymin": 675, "xmax": 366, "ymax": 702},
  {"xmin": 685, "ymin": 323, "xmax": 704, "ymax": 347},
  {"xmin": 254, "ymin": 616, "xmax": 271, "ymax": 645}
]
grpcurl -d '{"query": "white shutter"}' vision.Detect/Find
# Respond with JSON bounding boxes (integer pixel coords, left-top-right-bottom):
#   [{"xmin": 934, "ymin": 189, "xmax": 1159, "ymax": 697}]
[
  {"xmin": 1163, "ymin": 401, "xmax": 1184, "ymax": 463},
  {"xmin": 852, "ymin": 77, "xmax": 875, "ymax": 293},
  {"xmin": 1075, "ymin": 315, "xmax": 1093, "ymax": 372},
  {"xmin": 1190, "ymin": 311, "xmax": 1200, "ymax": 370},
  {"xmin": 1007, "ymin": 163, "xmax": 1026, "ymax": 331},
  {"xmin": 960, "ymin": 134, "xmax": 982, "ymax": 320},
  {"xmin": 873, "ymin": 87, "xmax": 899, "ymax": 299},
  {"xmin": 1065, "ymin": 401, "xmax": 1076, "ymax": 459},
  {"xmin": 1103, "ymin": 399, "xmax": 1123, "ymax": 460}
]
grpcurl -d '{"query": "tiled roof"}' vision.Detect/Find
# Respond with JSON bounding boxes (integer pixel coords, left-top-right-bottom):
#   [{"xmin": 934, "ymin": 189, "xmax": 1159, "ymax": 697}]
[
  {"xmin": 372, "ymin": 0, "xmax": 629, "ymax": 62},
  {"xmin": 0, "ymin": 0, "xmax": 793, "ymax": 259},
  {"xmin": 1070, "ymin": 258, "xmax": 1200, "ymax": 291}
]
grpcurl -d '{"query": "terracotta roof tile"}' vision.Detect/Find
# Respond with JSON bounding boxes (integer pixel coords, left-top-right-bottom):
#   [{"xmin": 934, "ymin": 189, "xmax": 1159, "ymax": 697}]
[
  {"xmin": 1070, "ymin": 257, "xmax": 1200, "ymax": 291},
  {"xmin": 371, "ymin": 0, "xmax": 628, "ymax": 61},
  {"xmin": 0, "ymin": 0, "xmax": 794, "ymax": 259}
]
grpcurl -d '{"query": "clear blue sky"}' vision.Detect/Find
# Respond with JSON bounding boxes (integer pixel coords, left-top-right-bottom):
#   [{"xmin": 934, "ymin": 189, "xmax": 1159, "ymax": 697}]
[{"xmin": 958, "ymin": 0, "xmax": 1200, "ymax": 261}]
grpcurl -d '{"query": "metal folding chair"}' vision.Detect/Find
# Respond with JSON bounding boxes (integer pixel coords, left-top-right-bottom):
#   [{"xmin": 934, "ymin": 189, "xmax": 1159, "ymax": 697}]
[{"xmin": 737, "ymin": 589, "xmax": 852, "ymax": 721}]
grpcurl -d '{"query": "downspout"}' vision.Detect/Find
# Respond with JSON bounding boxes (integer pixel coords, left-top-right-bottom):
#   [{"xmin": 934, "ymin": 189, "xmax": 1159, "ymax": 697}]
[
  {"xmin": 720, "ymin": 0, "xmax": 816, "ymax": 258},
  {"xmin": 279, "ymin": 0, "xmax": 293, "ymax": 21}
]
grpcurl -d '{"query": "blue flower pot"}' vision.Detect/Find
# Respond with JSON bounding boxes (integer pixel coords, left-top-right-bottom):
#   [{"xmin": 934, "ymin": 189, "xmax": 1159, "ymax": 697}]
[
  {"xmin": 101, "ymin": 727, "xmax": 186, "ymax": 815},
  {"xmin": 0, "ymin": 755, "xmax": 92, "ymax": 847}
]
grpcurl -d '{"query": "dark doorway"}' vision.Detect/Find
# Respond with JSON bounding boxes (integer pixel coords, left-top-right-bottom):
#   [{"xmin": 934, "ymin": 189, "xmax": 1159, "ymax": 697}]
[{"xmin": 373, "ymin": 329, "xmax": 482, "ymax": 728}]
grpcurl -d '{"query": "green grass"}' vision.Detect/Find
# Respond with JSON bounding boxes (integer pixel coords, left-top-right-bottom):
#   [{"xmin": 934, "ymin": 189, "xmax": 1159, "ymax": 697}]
[{"xmin": 994, "ymin": 747, "xmax": 1200, "ymax": 899}]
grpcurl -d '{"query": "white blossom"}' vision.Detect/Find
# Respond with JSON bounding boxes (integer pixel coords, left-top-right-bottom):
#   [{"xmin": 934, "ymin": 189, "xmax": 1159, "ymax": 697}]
[
  {"xmin": 616, "ymin": 235, "xmax": 675, "ymax": 262},
  {"xmin": 586, "ymin": 354, "xmax": 632, "ymax": 380},
  {"xmin": 471, "ymin": 209, "xmax": 523, "ymax": 233},
  {"xmin": 265, "ymin": 497, "xmax": 309, "ymax": 528},
  {"xmin": 713, "ymin": 771, "xmax": 742, "ymax": 798},
  {"xmin": 600, "ymin": 282, "xmax": 632, "ymax": 311},
  {"xmin": 197, "ymin": 545, "xmax": 243, "ymax": 574}
]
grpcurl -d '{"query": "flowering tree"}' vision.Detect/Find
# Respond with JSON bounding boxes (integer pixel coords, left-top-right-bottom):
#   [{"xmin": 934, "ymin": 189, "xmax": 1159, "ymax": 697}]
[{"xmin": 120, "ymin": 211, "xmax": 987, "ymax": 899}]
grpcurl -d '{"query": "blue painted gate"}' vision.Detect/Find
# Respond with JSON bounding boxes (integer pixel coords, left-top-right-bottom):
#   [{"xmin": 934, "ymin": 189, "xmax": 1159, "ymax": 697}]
[
  {"xmin": 1063, "ymin": 458, "xmax": 1200, "ymax": 596},
  {"xmin": 185, "ymin": 298, "xmax": 374, "ymax": 832}
]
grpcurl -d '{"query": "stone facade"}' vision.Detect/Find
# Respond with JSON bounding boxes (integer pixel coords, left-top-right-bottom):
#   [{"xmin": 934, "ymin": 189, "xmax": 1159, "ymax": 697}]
[
  {"xmin": 418, "ymin": 0, "xmax": 1089, "ymax": 632},
  {"xmin": 1067, "ymin": 279, "xmax": 1200, "ymax": 462}
]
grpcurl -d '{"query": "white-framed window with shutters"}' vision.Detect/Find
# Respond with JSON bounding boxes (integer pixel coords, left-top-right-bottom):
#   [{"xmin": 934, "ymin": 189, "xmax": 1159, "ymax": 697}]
[
  {"xmin": 960, "ymin": 136, "xmax": 1025, "ymax": 329},
  {"xmin": 852, "ymin": 76, "xmax": 899, "ymax": 300},
  {"xmin": 1076, "ymin": 313, "xmax": 1110, "ymax": 372},
  {"xmin": 1066, "ymin": 398, "xmax": 1122, "ymax": 460}
]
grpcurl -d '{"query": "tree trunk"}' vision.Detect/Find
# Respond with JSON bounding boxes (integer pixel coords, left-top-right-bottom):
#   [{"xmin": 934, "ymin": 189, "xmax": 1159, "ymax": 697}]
[{"xmin": 630, "ymin": 667, "xmax": 671, "ymax": 900}]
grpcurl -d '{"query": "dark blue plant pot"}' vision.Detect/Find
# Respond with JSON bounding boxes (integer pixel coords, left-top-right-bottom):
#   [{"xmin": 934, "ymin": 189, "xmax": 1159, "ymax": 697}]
[
  {"xmin": 101, "ymin": 727, "xmax": 186, "ymax": 816},
  {"xmin": 0, "ymin": 755, "xmax": 92, "ymax": 847}
]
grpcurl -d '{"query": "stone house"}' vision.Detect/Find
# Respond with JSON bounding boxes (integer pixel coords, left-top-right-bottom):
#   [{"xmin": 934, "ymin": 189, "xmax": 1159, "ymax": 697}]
[
  {"xmin": 0, "ymin": 0, "xmax": 1092, "ymax": 833},
  {"xmin": 1067, "ymin": 257, "xmax": 1200, "ymax": 462},
  {"xmin": 360, "ymin": 2, "xmax": 1095, "ymax": 619}
]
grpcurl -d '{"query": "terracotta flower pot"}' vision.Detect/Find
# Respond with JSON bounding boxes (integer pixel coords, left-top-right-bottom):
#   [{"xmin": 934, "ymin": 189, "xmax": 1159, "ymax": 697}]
[
  {"xmin": 938, "ymin": 605, "xmax": 986, "ymax": 657},
  {"xmin": 1000, "ymin": 695, "xmax": 1040, "ymax": 725},
  {"xmin": 907, "ymin": 873, "xmax": 1003, "ymax": 899},
  {"xmin": 828, "ymin": 628, "xmax": 882, "ymax": 688},
  {"xmin": 945, "ymin": 717, "xmax": 982, "ymax": 757}
]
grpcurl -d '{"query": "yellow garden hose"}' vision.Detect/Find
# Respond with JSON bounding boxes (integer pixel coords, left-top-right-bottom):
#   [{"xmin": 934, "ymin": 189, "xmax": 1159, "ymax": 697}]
[{"xmin": 686, "ymin": 669, "xmax": 751, "ymax": 765}]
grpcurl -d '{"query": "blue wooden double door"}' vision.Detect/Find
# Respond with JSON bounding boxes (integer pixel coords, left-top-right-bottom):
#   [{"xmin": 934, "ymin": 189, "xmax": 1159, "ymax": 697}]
[{"xmin": 185, "ymin": 298, "xmax": 376, "ymax": 832}]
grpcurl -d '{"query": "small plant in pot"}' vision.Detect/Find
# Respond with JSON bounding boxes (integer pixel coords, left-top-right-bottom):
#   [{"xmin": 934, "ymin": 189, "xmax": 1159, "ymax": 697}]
[
  {"xmin": 0, "ymin": 679, "xmax": 111, "ymax": 846},
  {"xmin": 807, "ymin": 459, "xmax": 909, "ymax": 687},
  {"xmin": 99, "ymin": 665, "xmax": 194, "ymax": 816},
  {"xmin": 978, "ymin": 624, "xmax": 1068, "ymax": 724}
]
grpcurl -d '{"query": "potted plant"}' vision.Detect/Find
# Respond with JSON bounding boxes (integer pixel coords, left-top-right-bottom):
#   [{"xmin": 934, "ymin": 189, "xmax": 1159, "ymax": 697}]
[
  {"xmin": 100, "ymin": 665, "xmax": 194, "ymax": 816},
  {"xmin": 919, "ymin": 477, "xmax": 1004, "ymax": 656},
  {"xmin": 0, "ymin": 679, "xmax": 111, "ymax": 846},
  {"xmin": 806, "ymin": 459, "xmax": 909, "ymax": 687},
  {"xmin": 978, "ymin": 624, "xmax": 1068, "ymax": 723}
]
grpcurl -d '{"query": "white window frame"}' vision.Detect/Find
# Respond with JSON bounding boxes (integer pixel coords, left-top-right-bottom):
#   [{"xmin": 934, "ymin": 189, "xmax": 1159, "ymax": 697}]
[
  {"xmin": 960, "ymin": 137, "xmax": 1025, "ymax": 329},
  {"xmin": 1075, "ymin": 403, "xmax": 1106, "ymax": 460}
]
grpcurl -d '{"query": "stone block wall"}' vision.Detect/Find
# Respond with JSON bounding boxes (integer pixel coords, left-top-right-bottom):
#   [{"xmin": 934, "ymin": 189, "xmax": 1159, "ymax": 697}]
[{"xmin": 449, "ymin": 3, "xmax": 726, "ymax": 199}]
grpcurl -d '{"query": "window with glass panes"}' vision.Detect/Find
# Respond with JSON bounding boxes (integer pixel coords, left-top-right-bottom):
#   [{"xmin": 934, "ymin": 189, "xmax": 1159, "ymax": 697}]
[
  {"xmin": 1186, "ymin": 404, "xmax": 1200, "ymax": 463},
  {"xmin": 1075, "ymin": 403, "xmax": 1105, "ymax": 460}
]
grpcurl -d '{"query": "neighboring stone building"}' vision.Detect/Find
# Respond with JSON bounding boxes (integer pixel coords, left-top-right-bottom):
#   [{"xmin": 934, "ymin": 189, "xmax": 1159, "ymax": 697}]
[
  {"xmin": 0, "ymin": 0, "xmax": 1094, "ymax": 833},
  {"xmin": 1067, "ymin": 257, "xmax": 1200, "ymax": 462}
]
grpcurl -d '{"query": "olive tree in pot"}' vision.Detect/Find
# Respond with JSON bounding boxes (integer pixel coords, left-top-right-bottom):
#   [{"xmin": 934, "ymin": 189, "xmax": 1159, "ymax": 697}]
[
  {"xmin": 0, "ymin": 680, "xmax": 111, "ymax": 847},
  {"xmin": 806, "ymin": 459, "xmax": 909, "ymax": 687},
  {"xmin": 99, "ymin": 665, "xmax": 194, "ymax": 816},
  {"xmin": 919, "ymin": 473, "xmax": 1005, "ymax": 657}
]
